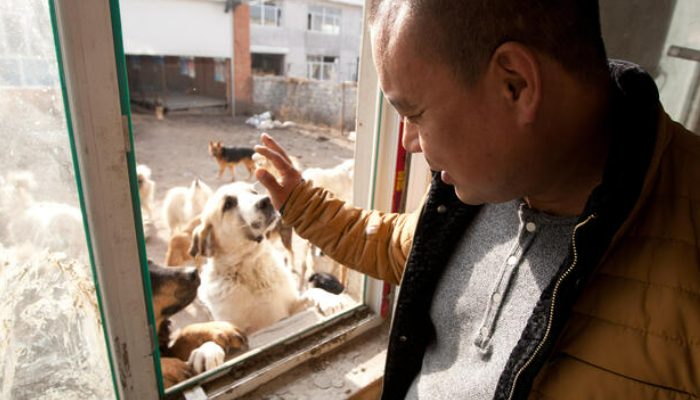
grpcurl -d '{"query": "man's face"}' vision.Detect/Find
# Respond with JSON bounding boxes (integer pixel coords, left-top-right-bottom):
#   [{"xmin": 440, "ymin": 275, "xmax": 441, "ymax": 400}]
[{"xmin": 371, "ymin": 13, "xmax": 535, "ymax": 205}]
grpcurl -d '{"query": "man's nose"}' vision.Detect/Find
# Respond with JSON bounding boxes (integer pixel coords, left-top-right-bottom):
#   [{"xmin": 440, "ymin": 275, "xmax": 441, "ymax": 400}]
[{"xmin": 402, "ymin": 118, "xmax": 422, "ymax": 153}]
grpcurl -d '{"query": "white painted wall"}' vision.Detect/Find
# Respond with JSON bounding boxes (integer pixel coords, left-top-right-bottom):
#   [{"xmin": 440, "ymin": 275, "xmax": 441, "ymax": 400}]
[
  {"xmin": 655, "ymin": 0, "xmax": 700, "ymax": 123},
  {"xmin": 119, "ymin": 0, "xmax": 232, "ymax": 58}
]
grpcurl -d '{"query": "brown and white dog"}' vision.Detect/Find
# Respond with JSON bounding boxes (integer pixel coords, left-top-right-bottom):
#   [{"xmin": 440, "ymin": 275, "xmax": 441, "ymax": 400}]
[
  {"xmin": 149, "ymin": 260, "xmax": 247, "ymax": 387},
  {"xmin": 190, "ymin": 182, "xmax": 346, "ymax": 334}
]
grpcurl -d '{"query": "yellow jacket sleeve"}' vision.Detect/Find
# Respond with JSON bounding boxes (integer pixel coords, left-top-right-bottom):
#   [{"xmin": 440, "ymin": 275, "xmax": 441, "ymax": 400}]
[{"xmin": 281, "ymin": 180, "xmax": 420, "ymax": 285}]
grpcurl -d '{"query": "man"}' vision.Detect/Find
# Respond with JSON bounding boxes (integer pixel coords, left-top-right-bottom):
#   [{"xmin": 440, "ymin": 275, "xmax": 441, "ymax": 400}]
[{"xmin": 256, "ymin": 0, "xmax": 700, "ymax": 398}]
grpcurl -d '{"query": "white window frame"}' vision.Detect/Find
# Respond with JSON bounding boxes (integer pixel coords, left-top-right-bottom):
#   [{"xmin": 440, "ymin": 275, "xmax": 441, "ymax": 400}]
[
  {"xmin": 307, "ymin": 5, "xmax": 341, "ymax": 35},
  {"xmin": 249, "ymin": 0, "xmax": 282, "ymax": 27},
  {"xmin": 51, "ymin": 0, "xmax": 407, "ymax": 397},
  {"xmin": 306, "ymin": 54, "xmax": 337, "ymax": 81}
]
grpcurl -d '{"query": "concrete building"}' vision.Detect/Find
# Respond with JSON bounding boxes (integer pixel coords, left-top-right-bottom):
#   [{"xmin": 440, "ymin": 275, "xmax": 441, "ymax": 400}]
[
  {"xmin": 249, "ymin": 0, "xmax": 364, "ymax": 82},
  {"xmin": 119, "ymin": 0, "xmax": 234, "ymax": 111}
]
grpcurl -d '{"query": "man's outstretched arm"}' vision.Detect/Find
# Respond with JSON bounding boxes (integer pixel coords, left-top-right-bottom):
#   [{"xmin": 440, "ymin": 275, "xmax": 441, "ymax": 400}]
[{"xmin": 255, "ymin": 133, "xmax": 418, "ymax": 284}]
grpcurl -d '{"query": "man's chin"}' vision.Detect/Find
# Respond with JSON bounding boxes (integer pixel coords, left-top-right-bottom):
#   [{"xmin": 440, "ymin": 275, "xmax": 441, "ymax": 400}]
[{"xmin": 453, "ymin": 186, "xmax": 485, "ymax": 206}]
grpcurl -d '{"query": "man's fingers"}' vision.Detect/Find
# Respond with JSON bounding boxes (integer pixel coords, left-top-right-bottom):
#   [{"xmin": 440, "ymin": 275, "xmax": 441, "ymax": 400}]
[
  {"xmin": 261, "ymin": 133, "xmax": 293, "ymax": 165},
  {"xmin": 254, "ymin": 145, "xmax": 294, "ymax": 176},
  {"xmin": 255, "ymin": 169, "xmax": 285, "ymax": 210}
]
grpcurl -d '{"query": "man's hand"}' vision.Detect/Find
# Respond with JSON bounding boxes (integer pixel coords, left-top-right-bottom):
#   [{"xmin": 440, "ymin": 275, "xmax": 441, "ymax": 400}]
[{"xmin": 254, "ymin": 133, "xmax": 303, "ymax": 210}]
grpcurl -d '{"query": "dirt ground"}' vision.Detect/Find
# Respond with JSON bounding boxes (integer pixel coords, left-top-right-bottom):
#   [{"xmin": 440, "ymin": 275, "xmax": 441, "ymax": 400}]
[{"xmin": 130, "ymin": 110, "xmax": 354, "ymax": 264}]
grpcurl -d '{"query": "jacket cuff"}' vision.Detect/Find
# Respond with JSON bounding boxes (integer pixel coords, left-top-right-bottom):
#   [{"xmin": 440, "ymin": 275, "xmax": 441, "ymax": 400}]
[{"xmin": 280, "ymin": 179, "xmax": 317, "ymax": 223}]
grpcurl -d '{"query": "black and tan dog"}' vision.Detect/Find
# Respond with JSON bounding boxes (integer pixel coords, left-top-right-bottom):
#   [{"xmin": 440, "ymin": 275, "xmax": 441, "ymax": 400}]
[
  {"xmin": 149, "ymin": 260, "xmax": 247, "ymax": 388},
  {"xmin": 208, "ymin": 141, "xmax": 256, "ymax": 181}
]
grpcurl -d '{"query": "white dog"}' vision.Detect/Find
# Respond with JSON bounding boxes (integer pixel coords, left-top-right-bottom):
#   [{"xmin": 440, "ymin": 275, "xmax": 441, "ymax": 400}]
[
  {"xmin": 301, "ymin": 159, "xmax": 354, "ymax": 203},
  {"xmin": 190, "ymin": 181, "xmax": 346, "ymax": 334},
  {"xmin": 136, "ymin": 164, "xmax": 156, "ymax": 222},
  {"xmin": 1, "ymin": 171, "xmax": 86, "ymax": 261},
  {"xmin": 162, "ymin": 178, "xmax": 213, "ymax": 234}
]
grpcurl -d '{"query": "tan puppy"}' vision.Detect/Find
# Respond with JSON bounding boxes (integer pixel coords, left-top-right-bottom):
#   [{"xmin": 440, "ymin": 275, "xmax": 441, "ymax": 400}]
[{"xmin": 164, "ymin": 217, "xmax": 204, "ymax": 267}]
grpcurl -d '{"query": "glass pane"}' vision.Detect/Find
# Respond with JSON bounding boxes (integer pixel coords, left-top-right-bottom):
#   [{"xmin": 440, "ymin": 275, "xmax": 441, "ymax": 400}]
[
  {"xmin": 118, "ymin": 0, "xmax": 365, "ymax": 391},
  {"xmin": 263, "ymin": 5, "xmax": 277, "ymax": 26},
  {"xmin": 250, "ymin": 4, "xmax": 262, "ymax": 25},
  {"xmin": 323, "ymin": 62, "xmax": 336, "ymax": 81},
  {"xmin": 0, "ymin": 1, "xmax": 115, "ymax": 399},
  {"xmin": 311, "ymin": 61, "xmax": 322, "ymax": 79},
  {"xmin": 312, "ymin": 14, "xmax": 322, "ymax": 31}
]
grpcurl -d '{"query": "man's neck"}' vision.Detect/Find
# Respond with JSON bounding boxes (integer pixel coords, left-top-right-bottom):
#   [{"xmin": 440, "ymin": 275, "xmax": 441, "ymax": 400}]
[{"xmin": 525, "ymin": 80, "xmax": 614, "ymax": 216}]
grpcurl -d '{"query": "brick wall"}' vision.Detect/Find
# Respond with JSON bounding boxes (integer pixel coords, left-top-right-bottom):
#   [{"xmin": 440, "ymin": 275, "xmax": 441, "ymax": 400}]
[{"xmin": 234, "ymin": 4, "xmax": 253, "ymax": 114}]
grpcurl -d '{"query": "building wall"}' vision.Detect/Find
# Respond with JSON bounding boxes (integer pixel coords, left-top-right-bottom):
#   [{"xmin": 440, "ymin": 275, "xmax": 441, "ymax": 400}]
[
  {"xmin": 250, "ymin": 0, "xmax": 363, "ymax": 82},
  {"xmin": 252, "ymin": 75, "xmax": 357, "ymax": 129},
  {"xmin": 119, "ymin": 0, "xmax": 232, "ymax": 58}
]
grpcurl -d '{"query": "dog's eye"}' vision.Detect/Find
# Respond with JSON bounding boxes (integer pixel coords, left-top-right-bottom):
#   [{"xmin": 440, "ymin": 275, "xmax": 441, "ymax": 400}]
[{"xmin": 222, "ymin": 196, "xmax": 237, "ymax": 212}]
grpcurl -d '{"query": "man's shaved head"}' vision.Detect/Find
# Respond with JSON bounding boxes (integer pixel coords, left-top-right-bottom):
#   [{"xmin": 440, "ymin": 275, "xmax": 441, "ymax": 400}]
[{"xmin": 369, "ymin": 0, "xmax": 608, "ymax": 86}]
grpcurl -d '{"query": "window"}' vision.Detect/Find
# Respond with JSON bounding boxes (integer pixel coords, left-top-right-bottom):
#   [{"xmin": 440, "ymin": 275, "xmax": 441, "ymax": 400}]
[
  {"xmin": 307, "ymin": 5, "xmax": 341, "ymax": 34},
  {"xmin": 47, "ymin": 0, "xmax": 386, "ymax": 397},
  {"xmin": 1, "ymin": 1, "xmax": 116, "ymax": 398},
  {"xmin": 307, "ymin": 55, "xmax": 337, "ymax": 80},
  {"xmin": 252, "ymin": 53, "xmax": 285, "ymax": 76},
  {"xmin": 250, "ymin": 0, "xmax": 282, "ymax": 27}
]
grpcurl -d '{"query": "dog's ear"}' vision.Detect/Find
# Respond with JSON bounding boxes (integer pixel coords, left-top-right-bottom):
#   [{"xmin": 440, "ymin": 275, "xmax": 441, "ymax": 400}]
[{"xmin": 190, "ymin": 222, "xmax": 217, "ymax": 258}]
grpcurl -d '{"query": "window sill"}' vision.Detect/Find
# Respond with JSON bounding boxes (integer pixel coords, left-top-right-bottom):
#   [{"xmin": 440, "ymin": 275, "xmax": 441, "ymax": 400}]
[
  {"xmin": 169, "ymin": 306, "xmax": 387, "ymax": 399},
  {"xmin": 239, "ymin": 319, "xmax": 389, "ymax": 399}
]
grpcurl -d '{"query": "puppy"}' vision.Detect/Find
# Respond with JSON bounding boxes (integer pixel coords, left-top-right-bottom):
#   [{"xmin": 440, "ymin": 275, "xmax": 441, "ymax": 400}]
[
  {"xmin": 162, "ymin": 178, "xmax": 212, "ymax": 234},
  {"xmin": 149, "ymin": 260, "xmax": 247, "ymax": 386},
  {"xmin": 190, "ymin": 182, "xmax": 347, "ymax": 334},
  {"xmin": 208, "ymin": 141, "xmax": 256, "ymax": 181},
  {"xmin": 164, "ymin": 216, "xmax": 203, "ymax": 267},
  {"xmin": 136, "ymin": 164, "xmax": 156, "ymax": 222},
  {"xmin": 308, "ymin": 272, "xmax": 344, "ymax": 295}
]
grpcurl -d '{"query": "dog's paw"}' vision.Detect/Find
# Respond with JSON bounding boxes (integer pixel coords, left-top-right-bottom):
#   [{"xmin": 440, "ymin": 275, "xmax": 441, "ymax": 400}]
[
  {"xmin": 169, "ymin": 321, "xmax": 248, "ymax": 361},
  {"xmin": 188, "ymin": 341, "xmax": 225, "ymax": 374},
  {"xmin": 300, "ymin": 287, "xmax": 347, "ymax": 316},
  {"xmin": 161, "ymin": 357, "xmax": 193, "ymax": 388}
]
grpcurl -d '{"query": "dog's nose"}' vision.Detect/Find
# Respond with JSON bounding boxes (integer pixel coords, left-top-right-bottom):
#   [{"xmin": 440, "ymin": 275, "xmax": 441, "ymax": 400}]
[{"xmin": 256, "ymin": 197, "xmax": 272, "ymax": 211}]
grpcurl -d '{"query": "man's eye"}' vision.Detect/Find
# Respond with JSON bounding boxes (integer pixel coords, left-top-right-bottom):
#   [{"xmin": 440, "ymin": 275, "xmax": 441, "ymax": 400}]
[{"xmin": 406, "ymin": 112, "xmax": 423, "ymax": 123}]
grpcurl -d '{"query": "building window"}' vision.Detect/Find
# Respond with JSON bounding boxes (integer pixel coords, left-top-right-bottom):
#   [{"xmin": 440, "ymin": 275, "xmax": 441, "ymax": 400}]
[
  {"xmin": 252, "ymin": 53, "xmax": 285, "ymax": 76},
  {"xmin": 307, "ymin": 5, "xmax": 341, "ymax": 34},
  {"xmin": 250, "ymin": 0, "xmax": 282, "ymax": 27},
  {"xmin": 307, "ymin": 55, "xmax": 337, "ymax": 81}
]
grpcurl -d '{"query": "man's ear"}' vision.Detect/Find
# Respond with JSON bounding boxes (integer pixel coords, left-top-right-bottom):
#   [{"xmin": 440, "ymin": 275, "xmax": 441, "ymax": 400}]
[
  {"xmin": 490, "ymin": 42, "xmax": 541, "ymax": 125},
  {"xmin": 189, "ymin": 222, "xmax": 216, "ymax": 258}
]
